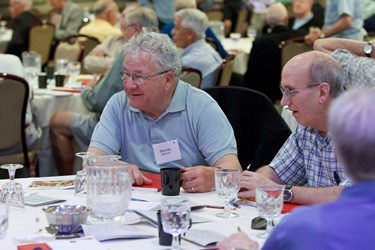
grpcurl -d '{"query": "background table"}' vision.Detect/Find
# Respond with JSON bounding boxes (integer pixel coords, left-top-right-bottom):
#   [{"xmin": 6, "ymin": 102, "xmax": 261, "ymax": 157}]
[
  {"xmin": 222, "ymin": 38, "xmax": 253, "ymax": 75},
  {"xmin": 0, "ymin": 176, "xmax": 274, "ymax": 250},
  {"xmin": 31, "ymin": 91, "xmax": 89, "ymax": 176}
]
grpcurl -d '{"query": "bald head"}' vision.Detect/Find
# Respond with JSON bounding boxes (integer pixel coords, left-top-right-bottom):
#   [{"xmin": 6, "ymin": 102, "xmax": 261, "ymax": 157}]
[
  {"xmin": 284, "ymin": 51, "xmax": 345, "ymax": 97},
  {"xmin": 266, "ymin": 3, "xmax": 288, "ymax": 28}
]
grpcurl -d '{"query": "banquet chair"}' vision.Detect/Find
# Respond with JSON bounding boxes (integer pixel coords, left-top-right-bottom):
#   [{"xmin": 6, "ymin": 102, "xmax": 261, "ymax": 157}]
[
  {"xmin": 206, "ymin": 10, "xmax": 224, "ymax": 21},
  {"xmin": 65, "ymin": 35, "xmax": 100, "ymax": 73},
  {"xmin": 206, "ymin": 37, "xmax": 219, "ymax": 51},
  {"xmin": 53, "ymin": 40, "xmax": 83, "ymax": 64},
  {"xmin": 0, "ymin": 73, "xmax": 35, "ymax": 178},
  {"xmin": 28, "ymin": 21, "xmax": 55, "ymax": 66},
  {"xmin": 281, "ymin": 40, "xmax": 312, "ymax": 69},
  {"xmin": 216, "ymin": 54, "xmax": 235, "ymax": 86},
  {"xmin": 180, "ymin": 67, "xmax": 202, "ymax": 88},
  {"xmin": 204, "ymin": 86, "xmax": 291, "ymax": 171}
]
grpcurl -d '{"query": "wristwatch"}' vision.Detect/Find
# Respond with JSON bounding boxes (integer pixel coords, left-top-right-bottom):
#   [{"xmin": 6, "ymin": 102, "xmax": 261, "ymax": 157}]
[
  {"xmin": 284, "ymin": 185, "xmax": 293, "ymax": 202},
  {"xmin": 364, "ymin": 42, "xmax": 373, "ymax": 58}
]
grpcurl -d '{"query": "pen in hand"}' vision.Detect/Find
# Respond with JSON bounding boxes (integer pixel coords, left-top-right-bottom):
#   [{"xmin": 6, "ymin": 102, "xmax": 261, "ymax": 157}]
[{"xmin": 246, "ymin": 164, "xmax": 251, "ymax": 171}]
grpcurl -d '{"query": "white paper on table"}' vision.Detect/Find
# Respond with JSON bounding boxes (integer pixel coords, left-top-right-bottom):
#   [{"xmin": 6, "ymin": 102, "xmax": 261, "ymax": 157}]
[
  {"xmin": 183, "ymin": 229, "xmax": 226, "ymax": 247},
  {"xmin": 47, "ymin": 237, "xmax": 107, "ymax": 250},
  {"xmin": 25, "ymin": 193, "xmax": 66, "ymax": 206},
  {"xmin": 34, "ymin": 89, "xmax": 73, "ymax": 97},
  {"xmin": 127, "ymin": 201, "xmax": 160, "ymax": 211},
  {"xmin": 81, "ymin": 224, "xmax": 157, "ymax": 242}
]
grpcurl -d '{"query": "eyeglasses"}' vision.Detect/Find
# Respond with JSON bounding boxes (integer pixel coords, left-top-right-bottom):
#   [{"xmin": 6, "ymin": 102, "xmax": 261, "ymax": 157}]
[
  {"xmin": 120, "ymin": 70, "xmax": 169, "ymax": 85},
  {"xmin": 280, "ymin": 83, "xmax": 321, "ymax": 99}
]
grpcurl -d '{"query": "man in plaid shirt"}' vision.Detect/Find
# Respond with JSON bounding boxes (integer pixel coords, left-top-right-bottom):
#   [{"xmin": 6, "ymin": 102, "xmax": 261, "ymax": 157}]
[{"xmin": 238, "ymin": 51, "xmax": 351, "ymax": 205}]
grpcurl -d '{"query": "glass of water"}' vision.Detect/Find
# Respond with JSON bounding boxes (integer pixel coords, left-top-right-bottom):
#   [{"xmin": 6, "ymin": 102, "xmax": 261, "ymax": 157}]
[
  {"xmin": 160, "ymin": 197, "xmax": 191, "ymax": 250},
  {"xmin": 256, "ymin": 185, "xmax": 284, "ymax": 239},
  {"xmin": 67, "ymin": 61, "xmax": 81, "ymax": 86},
  {"xmin": 22, "ymin": 51, "xmax": 41, "ymax": 86},
  {"xmin": 215, "ymin": 167, "xmax": 241, "ymax": 218}
]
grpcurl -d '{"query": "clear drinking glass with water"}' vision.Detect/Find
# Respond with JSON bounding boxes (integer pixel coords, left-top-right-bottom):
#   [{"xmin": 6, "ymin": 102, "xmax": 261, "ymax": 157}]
[
  {"xmin": 256, "ymin": 186, "xmax": 284, "ymax": 239},
  {"xmin": 22, "ymin": 51, "xmax": 41, "ymax": 86},
  {"xmin": 67, "ymin": 61, "xmax": 81, "ymax": 86},
  {"xmin": 160, "ymin": 197, "xmax": 191, "ymax": 250}
]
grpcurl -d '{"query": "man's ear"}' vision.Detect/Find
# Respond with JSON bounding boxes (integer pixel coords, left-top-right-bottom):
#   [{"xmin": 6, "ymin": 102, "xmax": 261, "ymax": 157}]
[
  {"xmin": 164, "ymin": 70, "xmax": 175, "ymax": 91},
  {"xmin": 318, "ymin": 82, "xmax": 331, "ymax": 103}
]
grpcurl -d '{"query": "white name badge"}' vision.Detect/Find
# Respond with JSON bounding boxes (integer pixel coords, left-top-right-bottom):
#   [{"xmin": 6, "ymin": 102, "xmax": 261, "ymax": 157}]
[{"xmin": 152, "ymin": 139, "xmax": 182, "ymax": 165}]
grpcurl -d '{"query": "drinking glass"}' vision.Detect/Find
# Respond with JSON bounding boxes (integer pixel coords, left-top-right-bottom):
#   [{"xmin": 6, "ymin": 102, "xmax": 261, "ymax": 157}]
[
  {"xmin": 67, "ymin": 61, "xmax": 81, "ymax": 86},
  {"xmin": 55, "ymin": 58, "xmax": 69, "ymax": 75},
  {"xmin": 74, "ymin": 152, "xmax": 95, "ymax": 195},
  {"xmin": 215, "ymin": 167, "xmax": 241, "ymax": 218},
  {"xmin": 247, "ymin": 26, "xmax": 257, "ymax": 39},
  {"xmin": 256, "ymin": 186, "xmax": 284, "ymax": 239},
  {"xmin": 160, "ymin": 197, "xmax": 191, "ymax": 250},
  {"xmin": 22, "ymin": 51, "xmax": 41, "ymax": 86},
  {"xmin": 0, "ymin": 164, "xmax": 25, "ymax": 209}
]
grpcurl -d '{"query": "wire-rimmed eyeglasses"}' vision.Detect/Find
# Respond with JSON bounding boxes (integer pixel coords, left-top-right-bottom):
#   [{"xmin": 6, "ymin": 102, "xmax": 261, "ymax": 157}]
[
  {"xmin": 119, "ymin": 70, "xmax": 169, "ymax": 85},
  {"xmin": 280, "ymin": 83, "xmax": 321, "ymax": 99}
]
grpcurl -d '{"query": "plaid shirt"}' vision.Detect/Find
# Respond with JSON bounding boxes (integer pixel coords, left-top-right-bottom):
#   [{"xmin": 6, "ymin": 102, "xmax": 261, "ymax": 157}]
[{"xmin": 270, "ymin": 125, "xmax": 351, "ymax": 187}]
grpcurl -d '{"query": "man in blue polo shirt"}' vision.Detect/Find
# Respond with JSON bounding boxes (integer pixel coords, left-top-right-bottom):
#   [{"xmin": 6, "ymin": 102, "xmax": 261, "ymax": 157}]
[{"xmin": 88, "ymin": 31, "xmax": 242, "ymax": 193}]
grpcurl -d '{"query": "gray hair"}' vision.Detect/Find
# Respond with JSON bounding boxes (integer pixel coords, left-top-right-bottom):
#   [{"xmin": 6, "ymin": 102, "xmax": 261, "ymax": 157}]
[
  {"xmin": 266, "ymin": 3, "xmax": 288, "ymax": 27},
  {"xmin": 329, "ymin": 88, "xmax": 375, "ymax": 182},
  {"xmin": 93, "ymin": 0, "xmax": 114, "ymax": 15},
  {"xmin": 125, "ymin": 7, "xmax": 159, "ymax": 30},
  {"xmin": 175, "ymin": 0, "xmax": 196, "ymax": 11},
  {"xmin": 123, "ymin": 31, "xmax": 182, "ymax": 77},
  {"xmin": 175, "ymin": 8, "xmax": 208, "ymax": 39},
  {"xmin": 307, "ymin": 51, "xmax": 345, "ymax": 96}
]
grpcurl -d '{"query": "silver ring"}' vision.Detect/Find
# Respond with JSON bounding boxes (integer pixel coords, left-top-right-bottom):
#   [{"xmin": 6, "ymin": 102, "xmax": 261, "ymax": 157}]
[{"xmin": 191, "ymin": 187, "xmax": 195, "ymax": 193}]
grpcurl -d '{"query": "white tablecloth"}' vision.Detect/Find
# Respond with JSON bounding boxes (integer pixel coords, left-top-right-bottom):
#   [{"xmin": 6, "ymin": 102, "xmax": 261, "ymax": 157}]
[
  {"xmin": 222, "ymin": 38, "xmax": 253, "ymax": 75},
  {"xmin": 0, "ymin": 176, "xmax": 272, "ymax": 250},
  {"xmin": 31, "ymin": 90, "xmax": 89, "ymax": 176}
]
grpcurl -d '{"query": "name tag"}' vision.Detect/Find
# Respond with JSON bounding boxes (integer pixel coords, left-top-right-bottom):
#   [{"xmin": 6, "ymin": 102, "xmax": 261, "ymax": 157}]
[{"xmin": 152, "ymin": 139, "xmax": 182, "ymax": 165}]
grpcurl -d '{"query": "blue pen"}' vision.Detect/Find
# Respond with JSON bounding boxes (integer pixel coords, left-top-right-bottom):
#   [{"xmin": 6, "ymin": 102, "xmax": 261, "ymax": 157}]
[{"xmin": 131, "ymin": 198, "xmax": 147, "ymax": 202}]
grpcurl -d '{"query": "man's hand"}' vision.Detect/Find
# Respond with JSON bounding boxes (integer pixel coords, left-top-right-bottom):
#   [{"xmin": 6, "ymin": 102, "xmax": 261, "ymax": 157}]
[
  {"xmin": 238, "ymin": 171, "xmax": 282, "ymax": 198},
  {"xmin": 216, "ymin": 232, "xmax": 259, "ymax": 250},
  {"xmin": 125, "ymin": 162, "xmax": 152, "ymax": 186},
  {"xmin": 180, "ymin": 166, "xmax": 215, "ymax": 193}
]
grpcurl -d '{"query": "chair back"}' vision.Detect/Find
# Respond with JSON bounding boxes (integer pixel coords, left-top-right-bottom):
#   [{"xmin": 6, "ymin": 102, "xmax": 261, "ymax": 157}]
[
  {"xmin": 54, "ymin": 41, "xmax": 83, "ymax": 63},
  {"xmin": 204, "ymin": 86, "xmax": 291, "ymax": 171},
  {"xmin": 206, "ymin": 10, "xmax": 224, "ymax": 21},
  {"xmin": 216, "ymin": 54, "xmax": 235, "ymax": 86},
  {"xmin": 180, "ymin": 67, "xmax": 202, "ymax": 88},
  {"xmin": 281, "ymin": 40, "xmax": 312, "ymax": 69},
  {"xmin": 0, "ymin": 73, "xmax": 31, "ymax": 169},
  {"xmin": 28, "ymin": 22, "xmax": 55, "ymax": 66},
  {"xmin": 205, "ymin": 38, "xmax": 219, "ymax": 51}
]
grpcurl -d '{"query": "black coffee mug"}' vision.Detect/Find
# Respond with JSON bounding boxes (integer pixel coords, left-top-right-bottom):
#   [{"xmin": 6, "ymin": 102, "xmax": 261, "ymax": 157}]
[
  {"xmin": 54, "ymin": 74, "xmax": 66, "ymax": 87},
  {"xmin": 38, "ymin": 72, "xmax": 48, "ymax": 89},
  {"xmin": 160, "ymin": 167, "xmax": 181, "ymax": 196}
]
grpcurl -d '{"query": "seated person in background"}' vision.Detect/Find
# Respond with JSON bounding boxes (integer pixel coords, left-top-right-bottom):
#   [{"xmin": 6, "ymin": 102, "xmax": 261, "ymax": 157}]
[
  {"xmin": 83, "ymin": 5, "xmax": 137, "ymax": 74},
  {"xmin": 137, "ymin": 0, "xmax": 175, "ymax": 29},
  {"xmin": 239, "ymin": 51, "xmax": 350, "ymax": 205},
  {"xmin": 78, "ymin": 0, "xmax": 121, "ymax": 43},
  {"xmin": 49, "ymin": 0, "xmax": 84, "ymax": 41},
  {"xmin": 6, "ymin": 0, "xmax": 40, "ymax": 59},
  {"xmin": 217, "ymin": 88, "xmax": 375, "ymax": 250},
  {"xmin": 314, "ymin": 38, "xmax": 375, "ymax": 90},
  {"xmin": 223, "ymin": 0, "xmax": 243, "ymax": 36},
  {"xmin": 172, "ymin": 8, "xmax": 222, "ymax": 88},
  {"xmin": 0, "ymin": 54, "xmax": 41, "ymax": 161},
  {"xmin": 288, "ymin": 0, "xmax": 323, "ymax": 33},
  {"xmin": 361, "ymin": 0, "xmax": 375, "ymax": 35},
  {"xmin": 243, "ymin": 3, "xmax": 306, "ymax": 102},
  {"xmin": 161, "ymin": 0, "xmax": 228, "ymax": 59},
  {"xmin": 305, "ymin": 0, "xmax": 363, "ymax": 45},
  {"xmin": 50, "ymin": 7, "xmax": 159, "ymax": 175},
  {"xmin": 88, "ymin": 31, "xmax": 242, "ymax": 192}
]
